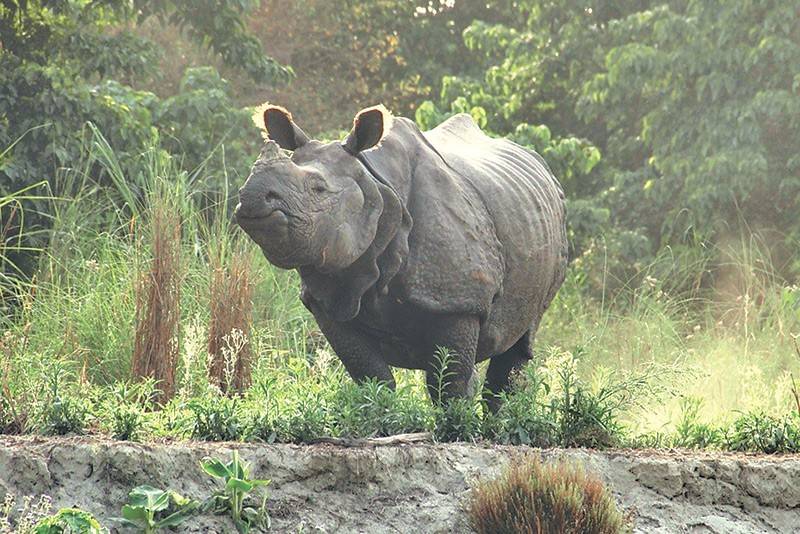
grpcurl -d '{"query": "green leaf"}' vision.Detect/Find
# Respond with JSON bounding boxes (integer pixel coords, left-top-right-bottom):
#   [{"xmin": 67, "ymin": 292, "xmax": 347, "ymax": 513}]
[
  {"xmin": 200, "ymin": 457, "xmax": 230, "ymax": 478},
  {"xmin": 226, "ymin": 477, "xmax": 254, "ymax": 493},
  {"xmin": 128, "ymin": 485, "xmax": 165, "ymax": 508},
  {"xmin": 154, "ymin": 502, "xmax": 199, "ymax": 528},
  {"xmin": 121, "ymin": 504, "xmax": 148, "ymax": 523}
]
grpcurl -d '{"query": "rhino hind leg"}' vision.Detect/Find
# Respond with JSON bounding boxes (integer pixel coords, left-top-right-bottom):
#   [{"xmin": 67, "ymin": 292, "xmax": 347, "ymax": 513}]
[
  {"xmin": 482, "ymin": 331, "xmax": 533, "ymax": 413},
  {"xmin": 424, "ymin": 315, "xmax": 480, "ymax": 404}
]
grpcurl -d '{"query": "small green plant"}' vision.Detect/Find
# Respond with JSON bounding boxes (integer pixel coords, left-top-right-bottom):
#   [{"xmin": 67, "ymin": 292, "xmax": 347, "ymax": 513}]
[
  {"xmin": 429, "ymin": 347, "xmax": 483, "ymax": 442},
  {"xmin": 97, "ymin": 380, "xmax": 157, "ymax": 441},
  {"xmin": 200, "ymin": 450, "xmax": 270, "ymax": 533},
  {"xmin": 333, "ymin": 379, "xmax": 430, "ymax": 438},
  {"xmin": 434, "ymin": 397, "xmax": 483, "ymax": 442},
  {"xmin": 37, "ymin": 364, "xmax": 88, "ymax": 436},
  {"xmin": 281, "ymin": 388, "xmax": 331, "ymax": 443},
  {"xmin": 484, "ymin": 364, "xmax": 558, "ymax": 447},
  {"xmin": 33, "ymin": 508, "xmax": 105, "ymax": 534},
  {"xmin": 188, "ymin": 396, "xmax": 246, "ymax": 441},
  {"xmin": 468, "ymin": 456, "xmax": 631, "ymax": 534},
  {"xmin": 672, "ymin": 397, "xmax": 722, "ymax": 449},
  {"xmin": 114, "ymin": 485, "xmax": 199, "ymax": 534}
]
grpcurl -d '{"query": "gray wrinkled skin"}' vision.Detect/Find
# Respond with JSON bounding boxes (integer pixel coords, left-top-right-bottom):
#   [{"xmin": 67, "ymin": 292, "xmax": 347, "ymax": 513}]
[{"xmin": 236, "ymin": 106, "xmax": 567, "ymax": 409}]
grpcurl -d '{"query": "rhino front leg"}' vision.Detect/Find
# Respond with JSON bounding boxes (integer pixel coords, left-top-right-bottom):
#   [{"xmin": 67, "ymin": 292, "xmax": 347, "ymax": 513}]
[
  {"xmin": 424, "ymin": 315, "xmax": 480, "ymax": 404},
  {"xmin": 309, "ymin": 307, "xmax": 396, "ymax": 388}
]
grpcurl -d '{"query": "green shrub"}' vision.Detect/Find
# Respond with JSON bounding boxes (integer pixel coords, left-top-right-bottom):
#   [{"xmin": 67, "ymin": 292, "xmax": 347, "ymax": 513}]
[
  {"xmin": 36, "ymin": 364, "xmax": 88, "ymax": 436},
  {"xmin": 333, "ymin": 379, "xmax": 431, "ymax": 438},
  {"xmin": 671, "ymin": 398, "xmax": 723, "ymax": 449},
  {"xmin": 468, "ymin": 456, "xmax": 630, "ymax": 534},
  {"xmin": 280, "ymin": 388, "xmax": 331, "ymax": 443},
  {"xmin": 189, "ymin": 396, "xmax": 246, "ymax": 442},
  {"xmin": 434, "ymin": 398, "xmax": 483, "ymax": 443},
  {"xmin": 95, "ymin": 380, "xmax": 157, "ymax": 442},
  {"xmin": 725, "ymin": 411, "xmax": 800, "ymax": 454}
]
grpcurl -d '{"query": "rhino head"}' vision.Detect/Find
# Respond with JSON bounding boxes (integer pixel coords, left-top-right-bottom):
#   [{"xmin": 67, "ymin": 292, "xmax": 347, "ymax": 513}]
[{"xmin": 235, "ymin": 105, "xmax": 393, "ymax": 273}]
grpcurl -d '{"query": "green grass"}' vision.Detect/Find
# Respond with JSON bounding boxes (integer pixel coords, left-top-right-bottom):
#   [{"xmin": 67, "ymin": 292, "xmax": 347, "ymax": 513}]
[{"xmin": 2, "ymin": 131, "xmax": 800, "ymax": 453}]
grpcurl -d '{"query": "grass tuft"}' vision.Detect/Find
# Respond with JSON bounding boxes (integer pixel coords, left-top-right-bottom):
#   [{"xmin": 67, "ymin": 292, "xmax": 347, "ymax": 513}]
[
  {"xmin": 208, "ymin": 245, "xmax": 254, "ymax": 395},
  {"xmin": 132, "ymin": 200, "xmax": 183, "ymax": 403},
  {"xmin": 468, "ymin": 456, "xmax": 631, "ymax": 534}
]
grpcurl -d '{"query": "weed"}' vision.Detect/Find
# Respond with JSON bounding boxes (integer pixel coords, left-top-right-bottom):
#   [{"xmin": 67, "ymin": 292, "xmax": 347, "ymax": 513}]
[
  {"xmin": 468, "ymin": 456, "xmax": 631, "ymax": 534},
  {"xmin": 200, "ymin": 450, "xmax": 270, "ymax": 533},
  {"xmin": 96, "ymin": 380, "xmax": 157, "ymax": 442},
  {"xmin": 672, "ymin": 398, "xmax": 723, "ymax": 449},
  {"xmin": 333, "ymin": 379, "xmax": 431, "ymax": 438},
  {"xmin": 281, "ymin": 388, "xmax": 331, "ymax": 443},
  {"xmin": 434, "ymin": 397, "xmax": 483, "ymax": 442},
  {"xmin": 114, "ymin": 485, "xmax": 198, "ymax": 534}
]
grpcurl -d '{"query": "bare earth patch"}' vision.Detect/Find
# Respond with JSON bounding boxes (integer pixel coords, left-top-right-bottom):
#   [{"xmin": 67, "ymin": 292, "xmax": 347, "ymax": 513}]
[{"xmin": 1, "ymin": 436, "xmax": 798, "ymax": 533}]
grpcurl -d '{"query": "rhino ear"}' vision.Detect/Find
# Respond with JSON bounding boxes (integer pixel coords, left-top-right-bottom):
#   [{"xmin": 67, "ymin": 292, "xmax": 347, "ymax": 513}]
[
  {"xmin": 253, "ymin": 104, "xmax": 310, "ymax": 150},
  {"xmin": 343, "ymin": 105, "xmax": 392, "ymax": 154}
]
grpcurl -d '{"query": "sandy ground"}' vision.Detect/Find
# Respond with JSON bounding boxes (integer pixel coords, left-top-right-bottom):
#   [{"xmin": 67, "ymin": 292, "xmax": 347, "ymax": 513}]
[{"xmin": 1, "ymin": 435, "xmax": 799, "ymax": 533}]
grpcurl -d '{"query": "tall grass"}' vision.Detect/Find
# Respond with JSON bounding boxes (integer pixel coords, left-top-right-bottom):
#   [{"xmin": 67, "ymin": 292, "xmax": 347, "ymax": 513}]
[
  {"xmin": 207, "ymin": 245, "xmax": 254, "ymax": 394},
  {"xmin": 540, "ymin": 236, "xmax": 800, "ymax": 435},
  {"xmin": 131, "ymin": 199, "xmax": 183, "ymax": 402}
]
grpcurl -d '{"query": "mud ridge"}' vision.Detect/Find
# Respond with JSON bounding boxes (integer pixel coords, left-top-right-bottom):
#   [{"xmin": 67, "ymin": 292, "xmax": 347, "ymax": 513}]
[{"xmin": 1, "ymin": 436, "xmax": 798, "ymax": 533}]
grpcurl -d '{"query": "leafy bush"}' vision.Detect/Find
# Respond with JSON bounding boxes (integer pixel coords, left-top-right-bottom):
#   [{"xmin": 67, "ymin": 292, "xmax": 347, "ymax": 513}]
[
  {"xmin": 671, "ymin": 398, "xmax": 723, "ymax": 449},
  {"xmin": 484, "ymin": 370, "xmax": 558, "ymax": 448},
  {"xmin": 469, "ymin": 456, "xmax": 630, "ymax": 534},
  {"xmin": 95, "ymin": 380, "xmax": 157, "ymax": 442},
  {"xmin": 434, "ymin": 397, "xmax": 484, "ymax": 443}
]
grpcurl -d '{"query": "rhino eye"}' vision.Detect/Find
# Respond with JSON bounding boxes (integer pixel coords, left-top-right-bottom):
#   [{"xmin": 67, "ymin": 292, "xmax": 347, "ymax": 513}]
[{"xmin": 310, "ymin": 176, "xmax": 328, "ymax": 194}]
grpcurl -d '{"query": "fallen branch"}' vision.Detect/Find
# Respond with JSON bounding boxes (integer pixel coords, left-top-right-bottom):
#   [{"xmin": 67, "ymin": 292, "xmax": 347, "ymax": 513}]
[{"xmin": 307, "ymin": 432, "xmax": 433, "ymax": 448}]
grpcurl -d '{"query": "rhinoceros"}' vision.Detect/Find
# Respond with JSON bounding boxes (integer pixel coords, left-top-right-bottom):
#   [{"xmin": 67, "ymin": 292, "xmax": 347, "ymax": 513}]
[{"xmin": 235, "ymin": 104, "xmax": 567, "ymax": 409}]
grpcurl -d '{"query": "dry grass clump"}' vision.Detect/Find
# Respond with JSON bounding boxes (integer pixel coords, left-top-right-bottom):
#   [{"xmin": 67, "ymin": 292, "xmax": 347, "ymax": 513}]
[
  {"xmin": 208, "ymin": 246, "xmax": 254, "ymax": 394},
  {"xmin": 468, "ymin": 455, "xmax": 630, "ymax": 534},
  {"xmin": 131, "ymin": 204, "xmax": 182, "ymax": 403}
]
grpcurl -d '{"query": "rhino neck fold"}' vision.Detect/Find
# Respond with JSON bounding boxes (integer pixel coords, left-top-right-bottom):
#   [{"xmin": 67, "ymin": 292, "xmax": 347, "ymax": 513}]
[{"xmin": 298, "ymin": 137, "xmax": 414, "ymax": 322}]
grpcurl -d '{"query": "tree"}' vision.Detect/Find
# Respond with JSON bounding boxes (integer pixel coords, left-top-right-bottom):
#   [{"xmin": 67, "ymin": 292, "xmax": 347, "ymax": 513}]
[
  {"xmin": 0, "ymin": 0, "xmax": 289, "ymax": 274},
  {"xmin": 422, "ymin": 0, "xmax": 800, "ymax": 274}
]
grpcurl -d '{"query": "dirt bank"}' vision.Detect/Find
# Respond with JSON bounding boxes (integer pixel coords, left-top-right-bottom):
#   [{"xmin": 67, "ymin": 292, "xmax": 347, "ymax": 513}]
[{"xmin": 1, "ymin": 436, "xmax": 798, "ymax": 533}]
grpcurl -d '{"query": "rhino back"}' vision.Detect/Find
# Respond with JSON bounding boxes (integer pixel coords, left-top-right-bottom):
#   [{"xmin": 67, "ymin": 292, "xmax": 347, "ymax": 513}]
[{"xmin": 424, "ymin": 114, "xmax": 568, "ymax": 356}]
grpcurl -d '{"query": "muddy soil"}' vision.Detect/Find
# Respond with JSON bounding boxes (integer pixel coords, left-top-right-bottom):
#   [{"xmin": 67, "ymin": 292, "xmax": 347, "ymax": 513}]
[{"xmin": 1, "ymin": 435, "xmax": 799, "ymax": 533}]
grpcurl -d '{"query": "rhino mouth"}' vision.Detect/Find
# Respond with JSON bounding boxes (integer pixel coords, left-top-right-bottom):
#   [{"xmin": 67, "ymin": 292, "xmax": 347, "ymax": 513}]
[
  {"xmin": 235, "ymin": 207, "xmax": 310, "ymax": 268},
  {"xmin": 234, "ymin": 204, "xmax": 285, "ymax": 223}
]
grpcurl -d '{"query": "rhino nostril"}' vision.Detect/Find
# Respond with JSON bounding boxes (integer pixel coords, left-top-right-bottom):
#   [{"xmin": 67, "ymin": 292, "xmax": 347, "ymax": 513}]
[{"xmin": 264, "ymin": 191, "xmax": 281, "ymax": 203}]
